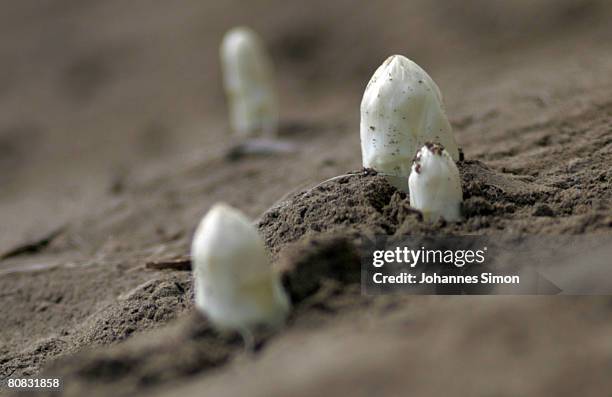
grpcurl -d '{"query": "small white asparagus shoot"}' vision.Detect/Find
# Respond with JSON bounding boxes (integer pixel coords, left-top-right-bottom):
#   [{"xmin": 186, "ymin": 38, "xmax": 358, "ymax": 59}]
[
  {"xmin": 191, "ymin": 203, "xmax": 290, "ymax": 345},
  {"xmin": 408, "ymin": 143, "xmax": 463, "ymax": 222},
  {"xmin": 360, "ymin": 55, "xmax": 459, "ymax": 191},
  {"xmin": 220, "ymin": 27, "xmax": 279, "ymax": 137}
]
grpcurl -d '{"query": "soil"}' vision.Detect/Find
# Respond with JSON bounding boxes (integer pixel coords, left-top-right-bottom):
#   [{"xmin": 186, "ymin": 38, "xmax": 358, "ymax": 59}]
[{"xmin": 1, "ymin": 0, "xmax": 611, "ymax": 396}]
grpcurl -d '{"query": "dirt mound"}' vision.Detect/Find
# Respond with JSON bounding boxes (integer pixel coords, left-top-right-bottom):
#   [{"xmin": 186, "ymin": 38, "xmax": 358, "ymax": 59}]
[{"xmin": 258, "ymin": 160, "xmax": 556, "ymax": 256}]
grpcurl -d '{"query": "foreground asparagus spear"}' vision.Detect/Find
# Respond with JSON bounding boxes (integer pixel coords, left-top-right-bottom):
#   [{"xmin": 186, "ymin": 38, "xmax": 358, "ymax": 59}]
[{"xmin": 191, "ymin": 203, "xmax": 290, "ymax": 347}]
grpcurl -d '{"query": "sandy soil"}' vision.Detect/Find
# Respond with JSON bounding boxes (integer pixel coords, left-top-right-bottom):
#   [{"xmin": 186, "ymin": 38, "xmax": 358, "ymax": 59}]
[{"xmin": 1, "ymin": 0, "xmax": 611, "ymax": 396}]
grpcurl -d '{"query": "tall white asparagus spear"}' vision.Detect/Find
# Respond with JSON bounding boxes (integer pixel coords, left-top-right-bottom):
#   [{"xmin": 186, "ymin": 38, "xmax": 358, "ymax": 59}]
[{"xmin": 360, "ymin": 55, "xmax": 458, "ymax": 191}]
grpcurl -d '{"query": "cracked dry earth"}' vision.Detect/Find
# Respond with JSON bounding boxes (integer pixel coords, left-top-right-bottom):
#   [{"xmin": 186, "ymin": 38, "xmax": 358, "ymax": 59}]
[{"xmin": 1, "ymin": 1, "xmax": 612, "ymax": 396}]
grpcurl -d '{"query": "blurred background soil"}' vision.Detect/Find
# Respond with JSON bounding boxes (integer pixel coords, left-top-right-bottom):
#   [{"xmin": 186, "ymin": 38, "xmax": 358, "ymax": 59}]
[{"xmin": 0, "ymin": 0, "xmax": 611, "ymax": 396}]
